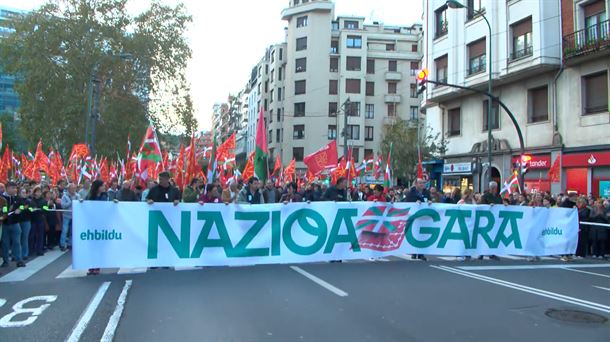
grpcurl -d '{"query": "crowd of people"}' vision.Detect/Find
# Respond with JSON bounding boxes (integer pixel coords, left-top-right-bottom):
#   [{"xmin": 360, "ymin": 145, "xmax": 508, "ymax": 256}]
[{"xmin": 1, "ymin": 173, "xmax": 609, "ymax": 276}]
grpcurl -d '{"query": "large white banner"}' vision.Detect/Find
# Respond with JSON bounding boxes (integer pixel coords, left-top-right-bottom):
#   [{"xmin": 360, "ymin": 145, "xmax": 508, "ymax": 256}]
[{"xmin": 72, "ymin": 201, "xmax": 578, "ymax": 269}]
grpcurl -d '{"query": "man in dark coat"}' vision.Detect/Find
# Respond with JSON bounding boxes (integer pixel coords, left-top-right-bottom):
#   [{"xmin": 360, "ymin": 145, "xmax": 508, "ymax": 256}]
[
  {"xmin": 323, "ymin": 177, "xmax": 348, "ymax": 202},
  {"xmin": 146, "ymin": 172, "xmax": 181, "ymax": 205},
  {"xmin": 403, "ymin": 178, "xmax": 430, "ymax": 261}
]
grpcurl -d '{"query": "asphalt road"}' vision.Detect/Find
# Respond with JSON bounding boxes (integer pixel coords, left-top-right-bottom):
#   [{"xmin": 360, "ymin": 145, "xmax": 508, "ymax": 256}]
[{"xmin": 1, "ymin": 252, "xmax": 609, "ymax": 342}]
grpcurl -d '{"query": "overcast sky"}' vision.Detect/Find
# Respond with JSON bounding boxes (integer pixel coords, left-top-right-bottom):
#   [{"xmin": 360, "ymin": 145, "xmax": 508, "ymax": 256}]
[{"xmin": 0, "ymin": 0, "xmax": 423, "ymax": 131}]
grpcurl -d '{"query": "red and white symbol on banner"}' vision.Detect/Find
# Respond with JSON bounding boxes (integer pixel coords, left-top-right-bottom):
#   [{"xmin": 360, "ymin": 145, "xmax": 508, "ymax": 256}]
[{"xmin": 588, "ymin": 155, "xmax": 597, "ymax": 165}]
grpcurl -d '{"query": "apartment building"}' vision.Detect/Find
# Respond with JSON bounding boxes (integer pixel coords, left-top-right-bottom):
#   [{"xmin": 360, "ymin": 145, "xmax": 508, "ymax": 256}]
[
  {"xmin": 0, "ymin": 6, "xmax": 26, "ymax": 116},
  {"xmin": 422, "ymin": 0, "xmax": 609, "ymax": 196},
  {"xmin": 234, "ymin": 0, "xmax": 422, "ymax": 172}
]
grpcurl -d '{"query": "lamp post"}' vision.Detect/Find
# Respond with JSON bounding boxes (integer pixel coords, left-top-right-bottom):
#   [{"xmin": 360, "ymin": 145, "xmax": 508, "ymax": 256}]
[
  {"xmin": 85, "ymin": 52, "xmax": 133, "ymax": 155},
  {"xmin": 446, "ymin": 0, "xmax": 493, "ymax": 191}
]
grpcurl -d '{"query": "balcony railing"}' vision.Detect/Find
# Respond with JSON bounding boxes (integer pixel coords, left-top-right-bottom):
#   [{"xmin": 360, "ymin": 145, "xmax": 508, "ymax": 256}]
[
  {"xmin": 510, "ymin": 45, "xmax": 533, "ymax": 61},
  {"xmin": 563, "ymin": 19, "xmax": 610, "ymax": 59},
  {"xmin": 435, "ymin": 21, "xmax": 448, "ymax": 39}
]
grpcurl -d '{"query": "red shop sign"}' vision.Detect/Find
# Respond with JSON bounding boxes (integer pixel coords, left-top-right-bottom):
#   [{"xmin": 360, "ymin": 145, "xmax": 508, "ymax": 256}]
[
  {"xmin": 562, "ymin": 151, "xmax": 610, "ymax": 167},
  {"xmin": 511, "ymin": 155, "xmax": 551, "ymax": 169}
]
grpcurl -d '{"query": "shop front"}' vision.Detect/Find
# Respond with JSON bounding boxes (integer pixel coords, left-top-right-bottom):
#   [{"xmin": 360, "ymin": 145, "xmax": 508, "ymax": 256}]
[
  {"xmin": 442, "ymin": 162, "xmax": 474, "ymax": 194},
  {"xmin": 562, "ymin": 150, "xmax": 610, "ymax": 197},
  {"xmin": 511, "ymin": 154, "xmax": 551, "ymax": 193}
]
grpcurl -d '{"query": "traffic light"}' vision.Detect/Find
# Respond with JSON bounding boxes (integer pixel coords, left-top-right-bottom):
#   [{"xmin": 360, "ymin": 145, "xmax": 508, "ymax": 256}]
[
  {"xmin": 416, "ymin": 68, "xmax": 428, "ymax": 95},
  {"xmin": 520, "ymin": 154, "xmax": 532, "ymax": 175}
]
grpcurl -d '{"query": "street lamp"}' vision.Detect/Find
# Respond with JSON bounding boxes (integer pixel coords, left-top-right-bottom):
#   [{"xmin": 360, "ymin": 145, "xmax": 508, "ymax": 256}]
[
  {"xmin": 446, "ymin": 0, "xmax": 493, "ymax": 191},
  {"xmin": 85, "ymin": 52, "xmax": 133, "ymax": 155}
]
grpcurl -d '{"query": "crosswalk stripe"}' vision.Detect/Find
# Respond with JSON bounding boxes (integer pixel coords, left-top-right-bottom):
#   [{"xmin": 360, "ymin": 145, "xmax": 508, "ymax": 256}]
[
  {"xmin": 437, "ymin": 257, "xmax": 456, "ymax": 261},
  {"xmin": 56, "ymin": 265, "xmax": 89, "ymax": 279},
  {"xmin": 174, "ymin": 266, "xmax": 202, "ymax": 271},
  {"xmin": 394, "ymin": 254, "xmax": 418, "ymax": 261},
  {"xmin": 541, "ymin": 256, "xmax": 557, "ymax": 261},
  {"xmin": 0, "ymin": 250, "xmax": 66, "ymax": 283},
  {"xmin": 117, "ymin": 267, "xmax": 148, "ymax": 275},
  {"xmin": 500, "ymin": 255, "xmax": 526, "ymax": 260}
]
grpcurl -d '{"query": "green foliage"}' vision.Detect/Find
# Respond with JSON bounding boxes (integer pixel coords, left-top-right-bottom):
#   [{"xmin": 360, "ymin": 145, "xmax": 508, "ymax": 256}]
[
  {"xmin": 0, "ymin": 0, "xmax": 197, "ymax": 157},
  {"xmin": 380, "ymin": 120, "xmax": 448, "ymax": 181}
]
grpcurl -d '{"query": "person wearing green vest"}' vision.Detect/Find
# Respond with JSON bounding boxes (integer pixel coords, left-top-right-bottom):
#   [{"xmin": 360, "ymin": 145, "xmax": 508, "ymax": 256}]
[{"xmin": 182, "ymin": 178, "xmax": 202, "ymax": 203}]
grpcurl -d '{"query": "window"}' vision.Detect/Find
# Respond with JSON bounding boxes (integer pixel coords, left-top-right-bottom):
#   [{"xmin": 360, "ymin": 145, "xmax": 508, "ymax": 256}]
[
  {"xmin": 331, "ymin": 40, "xmax": 339, "ymax": 54},
  {"xmin": 346, "ymin": 56, "xmax": 361, "ymax": 71},
  {"xmin": 328, "ymin": 125, "xmax": 337, "ymax": 139},
  {"xmin": 271, "ymin": 70, "xmax": 274, "ymax": 81},
  {"xmin": 528, "ymin": 86, "xmax": 548, "ymax": 123},
  {"xmin": 468, "ymin": 38, "xmax": 486, "ymax": 75},
  {"xmin": 365, "ymin": 104, "xmax": 374, "ymax": 118},
  {"xmin": 387, "ymin": 103, "xmax": 396, "ymax": 117},
  {"xmin": 347, "ymin": 102, "xmax": 361, "ymax": 116},
  {"xmin": 270, "ymin": 90, "xmax": 274, "ymax": 103},
  {"xmin": 387, "ymin": 82, "xmax": 397, "ymax": 94},
  {"xmin": 293, "ymin": 147, "xmax": 304, "ymax": 162},
  {"xmin": 297, "ymin": 16, "xmax": 308, "ymax": 28},
  {"xmin": 389, "ymin": 60, "xmax": 397, "ymax": 72},
  {"xmin": 293, "ymin": 125, "xmax": 305, "ymax": 139},
  {"xmin": 482, "ymin": 100, "xmax": 500, "ymax": 130},
  {"xmin": 412, "ymin": 44, "xmax": 418, "ymax": 52},
  {"xmin": 279, "ymin": 48, "xmax": 283, "ymax": 60},
  {"xmin": 295, "ymin": 58, "xmax": 306, "ymax": 73},
  {"xmin": 329, "ymin": 80, "xmax": 338, "ymax": 95},
  {"xmin": 346, "ymin": 79, "xmax": 361, "ymax": 94},
  {"xmin": 277, "ymin": 129, "xmax": 281, "ymax": 143},
  {"xmin": 366, "ymin": 82, "xmax": 375, "ymax": 96},
  {"xmin": 448, "ymin": 108, "xmax": 461, "ymax": 136},
  {"xmin": 435, "ymin": 55, "xmax": 448, "ymax": 83},
  {"xmin": 265, "ymin": 64, "xmax": 269, "ymax": 75},
  {"xmin": 332, "ymin": 21, "xmax": 339, "ymax": 30},
  {"xmin": 277, "ymin": 108, "xmax": 281, "ymax": 122},
  {"xmin": 410, "ymin": 84, "xmax": 417, "ymax": 98},
  {"xmin": 409, "ymin": 106, "xmax": 419, "ymax": 120},
  {"xmin": 330, "ymin": 57, "xmax": 339, "ymax": 72},
  {"xmin": 583, "ymin": 71, "xmax": 609, "ymax": 114},
  {"xmin": 279, "ymin": 67, "xmax": 283, "ymax": 80},
  {"xmin": 329, "ymin": 102, "xmax": 338, "ymax": 117},
  {"xmin": 265, "ymin": 81, "xmax": 269, "ymax": 93},
  {"xmin": 347, "ymin": 125, "xmax": 360, "ymax": 140},
  {"xmin": 344, "ymin": 20, "xmax": 359, "ymax": 29},
  {"xmin": 269, "ymin": 130, "xmax": 272, "ymax": 143},
  {"xmin": 365, "ymin": 126, "xmax": 374, "ymax": 141},
  {"xmin": 264, "ymin": 99, "xmax": 268, "ymax": 111},
  {"xmin": 364, "ymin": 149, "xmax": 374, "ymax": 161},
  {"xmin": 410, "ymin": 61, "xmax": 419, "ymax": 76},
  {"xmin": 584, "ymin": 1, "xmax": 607, "ymax": 42},
  {"xmin": 367, "ymin": 59, "xmax": 375, "ymax": 74},
  {"xmin": 511, "ymin": 17, "xmax": 532, "ymax": 60},
  {"xmin": 386, "ymin": 43, "xmax": 395, "ymax": 51},
  {"xmin": 295, "ymin": 80, "xmax": 306, "ymax": 95},
  {"xmin": 296, "ymin": 37, "xmax": 307, "ymax": 51},
  {"xmin": 278, "ymin": 88, "xmax": 282, "ymax": 101},
  {"xmin": 466, "ymin": 0, "xmax": 483, "ymax": 20},
  {"xmin": 435, "ymin": 5, "xmax": 448, "ymax": 38},
  {"xmin": 294, "ymin": 102, "xmax": 306, "ymax": 117},
  {"xmin": 352, "ymin": 148, "xmax": 360, "ymax": 163},
  {"xmin": 347, "ymin": 35, "xmax": 362, "ymax": 48}
]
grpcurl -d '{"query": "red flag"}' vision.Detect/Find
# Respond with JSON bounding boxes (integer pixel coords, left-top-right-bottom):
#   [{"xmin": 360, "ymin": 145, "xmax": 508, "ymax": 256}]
[
  {"xmin": 175, "ymin": 144, "xmax": 185, "ymax": 191},
  {"xmin": 33, "ymin": 140, "xmax": 49, "ymax": 174},
  {"xmin": 547, "ymin": 154, "xmax": 561, "ymax": 183},
  {"xmin": 69, "ymin": 144, "xmax": 90, "ymax": 161},
  {"xmin": 284, "ymin": 159, "xmax": 296, "ymax": 182},
  {"xmin": 216, "ymin": 132, "xmax": 236, "ymax": 163},
  {"xmin": 185, "ymin": 134, "xmax": 199, "ymax": 185},
  {"xmin": 272, "ymin": 154, "xmax": 282, "ymax": 176},
  {"xmin": 0, "ymin": 145, "xmax": 10, "ymax": 183},
  {"xmin": 241, "ymin": 152, "xmax": 255, "ymax": 182},
  {"xmin": 303, "ymin": 141, "xmax": 338, "ymax": 176},
  {"xmin": 373, "ymin": 154, "xmax": 383, "ymax": 179},
  {"xmin": 137, "ymin": 125, "xmax": 162, "ymax": 180}
]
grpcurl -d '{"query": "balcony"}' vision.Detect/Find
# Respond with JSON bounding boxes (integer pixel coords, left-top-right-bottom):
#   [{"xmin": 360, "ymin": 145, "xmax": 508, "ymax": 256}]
[
  {"xmin": 563, "ymin": 20, "xmax": 610, "ymax": 60},
  {"xmin": 385, "ymin": 71, "xmax": 402, "ymax": 81},
  {"xmin": 509, "ymin": 45, "xmax": 533, "ymax": 62},
  {"xmin": 384, "ymin": 94, "xmax": 401, "ymax": 103}
]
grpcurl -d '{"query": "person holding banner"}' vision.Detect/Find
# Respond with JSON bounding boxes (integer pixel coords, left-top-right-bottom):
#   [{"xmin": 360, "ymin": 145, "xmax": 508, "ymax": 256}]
[
  {"xmin": 280, "ymin": 182, "xmax": 302, "ymax": 203},
  {"xmin": 404, "ymin": 178, "xmax": 430, "ymax": 261},
  {"xmin": 29, "ymin": 186, "xmax": 47, "ymax": 257},
  {"xmin": 146, "ymin": 172, "xmax": 181, "ymax": 205},
  {"xmin": 322, "ymin": 177, "xmax": 348, "ymax": 202},
  {"xmin": 85, "ymin": 180, "xmax": 108, "ymax": 275},
  {"xmin": 237, "ymin": 177, "xmax": 265, "ymax": 204}
]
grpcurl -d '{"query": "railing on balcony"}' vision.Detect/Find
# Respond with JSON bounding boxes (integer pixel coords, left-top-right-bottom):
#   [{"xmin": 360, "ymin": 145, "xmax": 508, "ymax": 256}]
[
  {"xmin": 510, "ymin": 45, "xmax": 533, "ymax": 61},
  {"xmin": 563, "ymin": 19, "xmax": 610, "ymax": 59}
]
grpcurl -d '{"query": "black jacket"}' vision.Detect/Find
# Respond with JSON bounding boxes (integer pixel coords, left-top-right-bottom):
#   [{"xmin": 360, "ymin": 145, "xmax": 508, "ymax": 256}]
[
  {"xmin": 3, "ymin": 194, "xmax": 22, "ymax": 225},
  {"xmin": 404, "ymin": 186, "xmax": 431, "ymax": 203},
  {"xmin": 322, "ymin": 186, "xmax": 347, "ymax": 202},
  {"xmin": 146, "ymin": 185, "xmax": 182, "ymax": 203},
  {"xmin": 117, "ymin": 189, "xmax": 139, "ymax": 202},
  {"xmin": 30, "ymin": 197, "xmax": 47, "ymax": 223}
]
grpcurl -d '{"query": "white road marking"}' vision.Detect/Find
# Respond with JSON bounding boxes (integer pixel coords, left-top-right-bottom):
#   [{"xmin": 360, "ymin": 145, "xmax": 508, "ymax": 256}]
[
  {"xmin": 457, "ymin": 263, "xmax": 610, "ymax": 271},
  {"xmin": 437, "ymin": 257, "xmax": 456, "ymax": 261},
  {"xmin": 395, "ymin": 254, "xmax": 418, "ymax": 261},
  {"xmin": 290, "ymin": 266, "xmax": 348, "ymax": 297},
  {"xmin": 561, "ymin": 267, "xmax": 610, "ymax": 278},
  {"xmin": 498, "ymin": 255, "xmax": 525, "ymax": 260},
  {"xmin": 432, "ymin": 265, "xmax": 610, "ymax": 314},
  {"xmin": 593, "ymin": 286, "xmax": 610, "ymax": 292},
  {"xmin": 66, "ymin": 281, "xmax": 111, "ymax": 342},
  {"xmin": 100, "ymin": 280, "xmax": 133, "ymax": 342},
  {"xmin": 117, "ymin": 268, "xmax": 148, "ymax": 275},
  {"xmin": 56, "ymin": 265, "xmax": 89, "ymax": 279},
  {"xmin": 0, "ymin": 250, "xmax": 66, "ymax": 282},
  {"xmin": 0, "ymin": 296, "xmax": 57, "ymax": 328}
]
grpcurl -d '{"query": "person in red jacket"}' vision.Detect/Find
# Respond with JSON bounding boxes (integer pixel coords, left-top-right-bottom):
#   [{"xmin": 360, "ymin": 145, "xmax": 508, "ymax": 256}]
[{"xmin": 367, "ymin": 185, "xmax": 387, "ymax": 202}]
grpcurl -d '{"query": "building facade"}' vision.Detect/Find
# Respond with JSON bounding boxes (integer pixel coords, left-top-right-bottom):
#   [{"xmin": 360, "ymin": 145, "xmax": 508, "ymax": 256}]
[
  {"xmin": 422, "ymin": 0, "xmax": 609, "ymax": 196},
  {"xmin": 279, "ymin": 0, "xmax": 423, "ymax": 171}
]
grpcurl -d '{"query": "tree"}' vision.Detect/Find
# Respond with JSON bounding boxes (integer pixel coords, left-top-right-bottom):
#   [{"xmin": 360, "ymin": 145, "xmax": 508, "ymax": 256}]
[
  {"xmin": 0, "ymin": 0, "xmax": 197, "ymax": 156},
  {"xmin": 380, "ymin": 120, "xmax": 448, "ymax": 182}
]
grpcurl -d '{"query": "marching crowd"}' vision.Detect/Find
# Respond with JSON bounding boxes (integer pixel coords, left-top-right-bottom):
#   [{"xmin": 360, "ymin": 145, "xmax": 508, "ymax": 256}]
[{"xmin": 1, "ymin": 173, "xmax": 609, "ymax": 276}]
